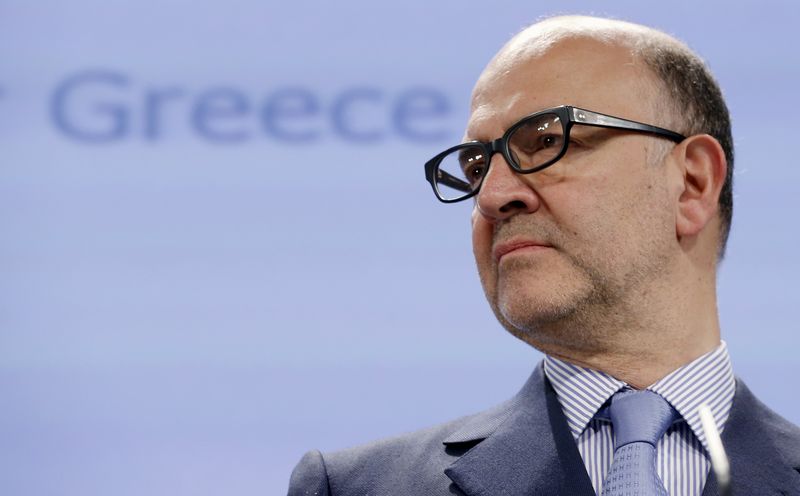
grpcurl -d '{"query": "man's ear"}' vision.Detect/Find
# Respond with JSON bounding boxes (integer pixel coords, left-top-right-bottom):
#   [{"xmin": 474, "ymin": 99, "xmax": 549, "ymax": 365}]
[{"xmin": 674, "ymin": 134, "xmax": 727, "ymax": 237}]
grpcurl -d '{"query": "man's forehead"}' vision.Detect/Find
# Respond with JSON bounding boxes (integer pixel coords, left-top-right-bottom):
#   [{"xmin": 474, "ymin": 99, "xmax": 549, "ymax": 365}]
[{"xmin": 466, "ymin": 29, "xmax": 655, "ymax": 140}]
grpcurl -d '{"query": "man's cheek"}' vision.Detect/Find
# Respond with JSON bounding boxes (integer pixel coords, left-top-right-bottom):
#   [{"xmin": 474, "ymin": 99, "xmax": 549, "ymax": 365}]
[
  {"xmin": 471, "ymin": 228, "xmax": 493, "ymax": 268},
  {"xmin": 470, "ymin": 208, "xmax": 479, "ymax": 232}
]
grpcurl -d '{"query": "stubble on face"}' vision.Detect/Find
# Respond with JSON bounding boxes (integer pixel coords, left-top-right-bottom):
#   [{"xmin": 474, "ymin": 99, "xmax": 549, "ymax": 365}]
[
  {"xmin": 476, "ymin": 208, "xmax": 625, "ymax": 354},
  {"xmin": 479, "ymin": 195, "xmax": 674, "ymax": 356},
  {"xmin": 471, "ymin": 127, "xmax": 677, "ymax": 357},
  {"xmin": 467, "ymin": 27, "xmax": 685, "ymax": 358}
]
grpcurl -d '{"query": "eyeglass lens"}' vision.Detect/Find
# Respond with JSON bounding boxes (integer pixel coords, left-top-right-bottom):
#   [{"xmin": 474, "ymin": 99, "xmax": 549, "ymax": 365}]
[
  {"xmin": 434, "ymin": 113, "xmax": 565, "ymax": 201},
  {"xmin": 507, "ymin": 113, "xmax": 564, "ymax": 170}
]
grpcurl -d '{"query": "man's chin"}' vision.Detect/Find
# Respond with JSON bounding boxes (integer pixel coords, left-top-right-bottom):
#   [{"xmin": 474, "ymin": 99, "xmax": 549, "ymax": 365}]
[
  {"xmin": 496, "ymin": 309, "xmax": 579, "ymax": 354},
  {"xmin": 499, "ymin": 299, "xmax": 578, "ymax": 330},
  {"xmin": 494, "ymin": 274, "xmax": 584, "ymax": 323},
  {"xmin": 491, "ymin": 291, "xmax": 594, "ymax": 345}
]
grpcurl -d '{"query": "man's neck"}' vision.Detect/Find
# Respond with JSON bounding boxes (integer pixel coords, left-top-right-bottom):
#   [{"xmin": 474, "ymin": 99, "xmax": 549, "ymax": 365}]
[
  {"xmin": 528, "ymin": 270, "xmax": 722, "ymax": 388},
  {"xmin": 545, "ymin": 338, "xmax": 721, "ymax": 389}
]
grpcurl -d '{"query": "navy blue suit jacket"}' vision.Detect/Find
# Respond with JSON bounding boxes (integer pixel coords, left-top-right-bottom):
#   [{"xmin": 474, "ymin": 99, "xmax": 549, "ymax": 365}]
[{"xmin": 288, "ymin": 363, "xmax": 800, "ymax": 495}]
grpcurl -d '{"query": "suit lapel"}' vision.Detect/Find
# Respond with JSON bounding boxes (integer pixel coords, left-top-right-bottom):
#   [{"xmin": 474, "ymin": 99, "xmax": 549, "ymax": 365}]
[
  {"xmin": 443, "ymin": 364, "xmax": 595, "ymax": 496},
  {"xmin": 701, "ymin": 379, "xmax": 800, "ymax": 496},
  {"xmin": 442, "ymin": 370, "xmax": 800, "ymax": 496}
]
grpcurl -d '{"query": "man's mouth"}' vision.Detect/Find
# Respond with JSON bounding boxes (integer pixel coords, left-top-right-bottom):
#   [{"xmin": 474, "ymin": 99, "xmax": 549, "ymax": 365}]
[{"xmin": 493, "ymin": 239, "xmax": 553, "ymax": 263}]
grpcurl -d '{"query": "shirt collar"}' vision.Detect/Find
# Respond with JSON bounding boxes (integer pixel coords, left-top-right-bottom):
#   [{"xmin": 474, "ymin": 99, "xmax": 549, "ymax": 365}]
[{"xmin": 543, "ymin": 341, "xmax": 735, "ymax": 452}]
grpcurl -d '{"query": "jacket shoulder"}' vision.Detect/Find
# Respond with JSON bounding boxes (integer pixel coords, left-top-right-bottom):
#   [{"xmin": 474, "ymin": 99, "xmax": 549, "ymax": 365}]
[
  {"xmin": 747, "ymin": 388, "xmax": 800, "ymax": 466},
  {"xmin": 289, "ymin": 396, "xmax": 518, "ymax": 495},
  {"xmin": 728, "ymin": 378, "xmax": 800, "ymax": 473},
  {"xmin": 287, "ymin": 449, "xmax": 331, "ymax": 496}
]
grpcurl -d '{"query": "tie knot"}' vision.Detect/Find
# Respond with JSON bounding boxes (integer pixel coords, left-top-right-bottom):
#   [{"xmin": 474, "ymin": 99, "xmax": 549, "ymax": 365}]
[{"xmin": 608, "ymin": 390, "xmax": 678, "ymax": 448}]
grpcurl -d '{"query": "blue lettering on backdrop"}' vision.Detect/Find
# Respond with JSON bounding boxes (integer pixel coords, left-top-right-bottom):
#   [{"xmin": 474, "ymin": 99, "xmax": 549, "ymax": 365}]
[
  {"xmin": 331, "ymin": 88, "xmax": 383, "ymax": 143},
  {"xmin": 51, "ymin": 70, "xmax": 131, "ymax": 142},
  {"xmin": 144, "ymin": 87, "xmax": 186, "ymax": 140},
  {"xmin": 50, "ymin": 70, "xmax": 453, "ymax": 144},
  {"xmin": 192, "ymin": 87, "xmax": 251, "ymax": 143},
  {"xmin": 394, "ymin": 88, "xmax": 450, "ymax": 142},
  {"xmin": 260, "ymin": 87, "xmax": 321, "ymax": 142}
]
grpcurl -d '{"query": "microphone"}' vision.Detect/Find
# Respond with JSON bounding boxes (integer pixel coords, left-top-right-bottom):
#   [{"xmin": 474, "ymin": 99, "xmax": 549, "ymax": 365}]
[{"xmin": 697, "ymin": 404, "xmax": 731, "ymax": 496}]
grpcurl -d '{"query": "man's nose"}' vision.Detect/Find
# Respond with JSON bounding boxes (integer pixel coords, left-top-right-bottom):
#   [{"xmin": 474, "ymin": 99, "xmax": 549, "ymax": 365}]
[{"xmin": 474, "ymin": 152, "xmax": 541, "ymax": 222}]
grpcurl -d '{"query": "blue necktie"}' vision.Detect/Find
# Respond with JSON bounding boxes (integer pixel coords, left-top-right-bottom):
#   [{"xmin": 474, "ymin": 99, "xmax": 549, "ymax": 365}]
[{"xmin": 601, "ymin": 390, "xmax": 678, "ymax": 496}]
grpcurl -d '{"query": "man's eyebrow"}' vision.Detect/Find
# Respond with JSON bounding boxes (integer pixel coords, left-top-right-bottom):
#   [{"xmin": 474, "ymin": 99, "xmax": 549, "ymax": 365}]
[
  {"xmin": 569, "ymin": 125, "xmax": 627, "ymax": 139},
  {"xmin": 462, "ymin": 125, "xmax": 483, "ymax": 142},
  {"xmin": 463, "ymin": 108, "xmax": 500, "ymax": 142},
  {"xmin": 463, "ymin": 128, "xmax": 497, "ymax": 143},
  {"xmin": 457, "ymin": 148, "xmax": 485, "ymax": 162}
]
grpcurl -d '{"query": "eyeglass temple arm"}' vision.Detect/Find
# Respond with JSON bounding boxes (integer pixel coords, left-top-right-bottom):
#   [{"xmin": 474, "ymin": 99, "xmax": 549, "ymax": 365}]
[
  {"xmin": 436, "ymin": 169, "xmax": 472, "ymax": 193},
  {"xmin": 570, "ymin": 107, "xmax": 686, "ymax": 142}
]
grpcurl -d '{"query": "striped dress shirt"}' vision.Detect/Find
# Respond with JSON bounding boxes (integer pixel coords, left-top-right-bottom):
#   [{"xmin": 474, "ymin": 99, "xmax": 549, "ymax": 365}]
[{"xmin": 543, "ymin": 341, "xmax": 735, "ymax": 496}]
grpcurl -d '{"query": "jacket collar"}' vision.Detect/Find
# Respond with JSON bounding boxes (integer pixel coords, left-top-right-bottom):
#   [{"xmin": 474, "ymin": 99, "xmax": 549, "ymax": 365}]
[
  {"xmin": 443, "ymin": 363, "xmax": 595, "ymax": 496},
  {"xmin": 443, "ymin": 364, "xmax": 800, "ymax": 496},
  {"xmin": 701, "ymin": 379, "xmax": 800, "ymax": 496}
]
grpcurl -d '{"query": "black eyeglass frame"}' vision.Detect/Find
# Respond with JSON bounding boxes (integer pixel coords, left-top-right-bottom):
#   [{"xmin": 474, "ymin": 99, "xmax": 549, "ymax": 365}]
[{"xmin": 424, "ymin": 105, "xmax": 686, "ymax": 203}]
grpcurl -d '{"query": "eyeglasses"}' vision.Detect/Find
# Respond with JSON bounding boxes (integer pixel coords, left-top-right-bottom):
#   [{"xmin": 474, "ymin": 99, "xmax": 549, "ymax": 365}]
[{"xmin": 424, "ymin": 105, "xmax": 686, "ymax": 203}]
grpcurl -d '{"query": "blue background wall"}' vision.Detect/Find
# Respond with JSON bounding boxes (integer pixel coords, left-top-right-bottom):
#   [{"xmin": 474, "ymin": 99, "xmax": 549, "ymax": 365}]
[{"xmin": 2, "ymin": 1, "xmax": 798, "ymax": 495}]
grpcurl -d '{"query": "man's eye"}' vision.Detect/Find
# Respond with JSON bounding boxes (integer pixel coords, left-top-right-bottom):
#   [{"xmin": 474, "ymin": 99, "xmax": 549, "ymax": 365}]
[
  {"xmin": 540, "ymin": 134, "xmax": 563, "ymax": 148},
  {"xmin": 462, "ymin": 163, "xmax": 486, "ymax": 185},
  {"xmin": 515, "ymin": 134, "xmax": 564, "ymax": 155}
]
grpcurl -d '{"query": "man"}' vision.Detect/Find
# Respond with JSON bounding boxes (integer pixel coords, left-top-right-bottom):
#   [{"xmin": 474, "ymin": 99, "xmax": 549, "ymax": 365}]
[{"xmin": 288, "ymin": 15, "xmax": 800, "ymax": 496}]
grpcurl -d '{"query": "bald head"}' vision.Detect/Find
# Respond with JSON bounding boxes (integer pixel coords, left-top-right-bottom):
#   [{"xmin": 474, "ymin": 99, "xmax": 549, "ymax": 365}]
[
  {"xmin": 473, "ymin": 15, "xmax": 734, "ymax": 258},
  {"xmin": 461, "ymin": 15, "xmax": 731, "ymax": 375},
  {"xmin": 495, "ymin": 16, "xmax": 679, "ymax": 58},
  {"xmin": 485, "ymin": 16, "xmax": 665, "ymax": 74}
]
